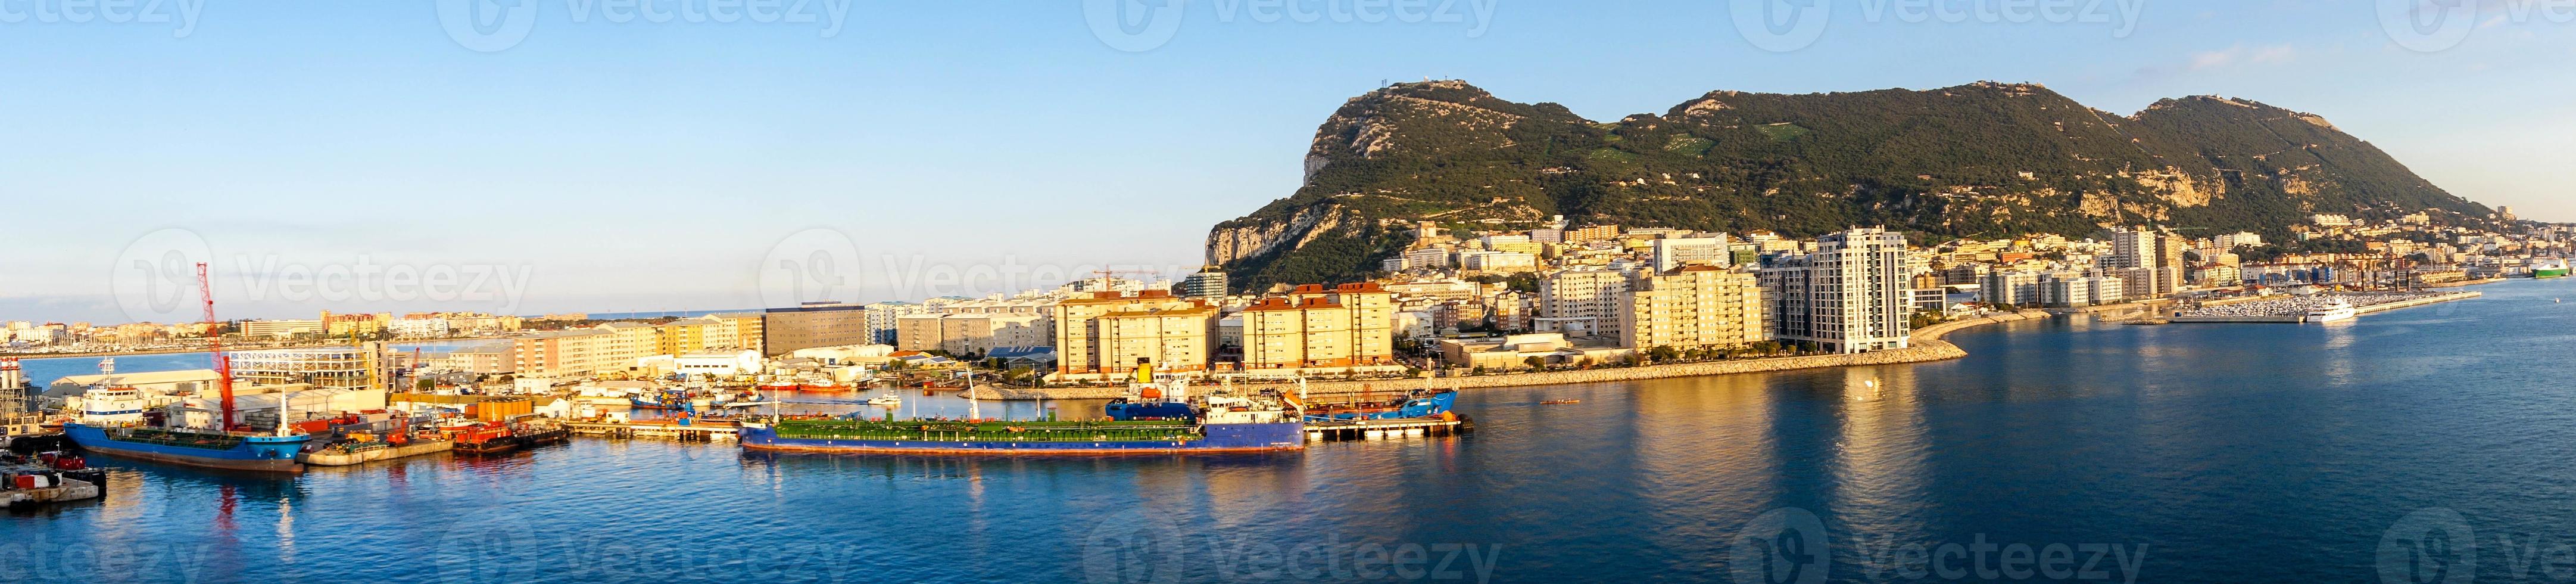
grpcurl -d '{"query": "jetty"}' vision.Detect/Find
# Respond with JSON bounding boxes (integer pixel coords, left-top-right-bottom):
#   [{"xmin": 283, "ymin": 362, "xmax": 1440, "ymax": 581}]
[
  {"xmin": 2169, "ymin": 291, "xmax": 2481, "ymax": 324},
  {"xmin": 566, "ymin": 420, "xmax": 740, "ymax": 442},
  {"xmin": 1303, "ymin": 416, "xmax": 1471, "ymax": 442}
]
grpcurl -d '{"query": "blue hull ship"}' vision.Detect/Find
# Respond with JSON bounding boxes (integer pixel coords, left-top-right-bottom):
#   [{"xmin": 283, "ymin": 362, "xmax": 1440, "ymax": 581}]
[{"xmin": 65, "ymin": 423, "xmax": 311, "ymax": 473}]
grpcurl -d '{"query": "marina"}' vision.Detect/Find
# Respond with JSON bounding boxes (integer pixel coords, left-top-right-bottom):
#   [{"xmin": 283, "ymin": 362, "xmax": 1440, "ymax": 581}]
[{"xmin": 2168, "ymin": 290, "xmax": 2483, "ymax": 323}]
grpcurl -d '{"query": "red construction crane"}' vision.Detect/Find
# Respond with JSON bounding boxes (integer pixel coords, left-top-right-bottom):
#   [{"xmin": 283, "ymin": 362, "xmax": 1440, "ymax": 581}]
[{"xmin": 197, "ymin": 263, "xmax": 235, "ymax": 432}]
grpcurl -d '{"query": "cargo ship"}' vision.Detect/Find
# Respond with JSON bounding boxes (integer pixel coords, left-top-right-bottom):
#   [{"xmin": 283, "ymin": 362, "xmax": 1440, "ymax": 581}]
[
  {"xmin": 741, "ymin": 359, "xmax": 1305, "ymax": 455},
  {"xmin": 64, "ymin": 387, "xmax": 311, "ymax": 473},
  {"xmin": 63, "ymin": 263, "xmax": 313, "ymax": 473},
  {"xmin": 2536, "ymin": 259, "xmax": 2571, "ymax": 279}
]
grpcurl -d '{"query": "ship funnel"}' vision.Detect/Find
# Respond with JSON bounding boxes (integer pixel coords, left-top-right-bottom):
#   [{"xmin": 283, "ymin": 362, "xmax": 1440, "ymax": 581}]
[{"xmin": 1134, "ymin": 358, "xmax": 1154, "ymax": 386}]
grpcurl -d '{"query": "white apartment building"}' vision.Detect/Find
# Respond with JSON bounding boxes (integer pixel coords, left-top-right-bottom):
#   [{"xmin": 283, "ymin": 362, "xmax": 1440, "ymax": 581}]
[
  {"xmin": 1773, "ymin": 228, "xmax": 1912, "ymax": 354},
  {"xmin": 1536, "ymin": 268, "xmax": 1633, "ymax": 340}
]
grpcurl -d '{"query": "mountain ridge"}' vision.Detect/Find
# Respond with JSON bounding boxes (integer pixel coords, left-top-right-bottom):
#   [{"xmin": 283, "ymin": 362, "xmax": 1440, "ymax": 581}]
[{"xmin": 1206, "ymin": 80, "xmax": 2487, "ymax": 291}]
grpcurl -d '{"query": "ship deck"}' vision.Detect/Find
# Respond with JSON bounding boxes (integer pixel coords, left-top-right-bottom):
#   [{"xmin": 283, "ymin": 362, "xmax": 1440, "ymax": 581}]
[{"xmin": 769, "ymin": 420, "xmax": 1206, "ymax": 443}]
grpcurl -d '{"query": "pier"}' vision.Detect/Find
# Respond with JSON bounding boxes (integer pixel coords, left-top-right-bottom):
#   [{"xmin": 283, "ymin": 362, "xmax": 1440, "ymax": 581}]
[
  {"xmin": 565, "ymin": 420, "xmax": 740, "ymax": 442},
  {"xmin": 1303, "ymin": 416, "xmax": 1471, "ymax": 442}
]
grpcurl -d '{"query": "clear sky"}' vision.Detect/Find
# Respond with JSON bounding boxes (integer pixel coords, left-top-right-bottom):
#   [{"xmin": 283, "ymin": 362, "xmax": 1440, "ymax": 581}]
[{"xmin": 5, "ymin": 0, "xmax": 2572, "ymax": 324}]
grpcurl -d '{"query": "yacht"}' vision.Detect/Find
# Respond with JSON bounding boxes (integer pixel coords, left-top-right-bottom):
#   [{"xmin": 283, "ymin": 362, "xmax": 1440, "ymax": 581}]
[{"xmin": 2304, "ymin": 299, "xmax": 2357, "ymax": 323}]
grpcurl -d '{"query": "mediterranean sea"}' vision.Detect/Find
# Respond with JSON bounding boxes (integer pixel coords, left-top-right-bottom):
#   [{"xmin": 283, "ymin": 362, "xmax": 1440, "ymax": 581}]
[{"xmin": 10, "ymin": 279, "xmax": 2574, "ymax": 583}]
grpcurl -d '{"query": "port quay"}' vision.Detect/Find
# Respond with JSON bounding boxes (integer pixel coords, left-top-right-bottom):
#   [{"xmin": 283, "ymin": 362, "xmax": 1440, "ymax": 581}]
[{"xmin": 2168, "ymin": 291, "xmax": 2484, "ymax": 323}]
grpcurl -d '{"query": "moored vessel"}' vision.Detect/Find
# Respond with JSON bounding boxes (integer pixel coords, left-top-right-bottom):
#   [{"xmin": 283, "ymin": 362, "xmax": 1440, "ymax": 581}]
[
  {"xmin": 2536, "ymin": 259, "xmax": 2571, "ymax": 279},
  {"xmin": 2303, "ymin": 299, "xmax": 2358, "ymax": 323},
  {"xmin": 66, "ymin": 263, "xmax": 313, "ymax": 473},
  {"xmin": 741, "ymin": 359, "xmax": 1304, "ymax": 455}
]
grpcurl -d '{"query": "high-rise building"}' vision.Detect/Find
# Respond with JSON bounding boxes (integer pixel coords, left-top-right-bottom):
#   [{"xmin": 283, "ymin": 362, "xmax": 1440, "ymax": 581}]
[
  {"xmin": 897, "ymin": 313, "xmax": 1050, "ymax": 355},
  {"xmin": 1651, "ymin": 235, "xmax": 1731, "ymax": 272},
  {"xmin": 762, "ymin": 302, "xmax": 870, "ymax": 355},
  {"xmin": 1179, "ymin": 266, "xmax": 1230, "ymax": 299},
  {"xmin": 1979, "ymin": 271, "xmax": 2042, "ymax": 307},
  {"xmin": 1619, "ymin": 266, "xmax": 1765, "ymax": 352},
  {"xmin": 1051, "ymin": 290, "xmax": 1215, "ymax": 375},
  {"xmin": 861, "ymin": 302, "xmax": 933, "ymax": 345},
  {"xmin": 1237, "ymin": 283, "xmax": 1398, "ymax": 370},
  {"xmin": 2109, "ymin": 228, "xmax": 2185, "ymax": 297},
  {"xmin": 1536, "ymin": 268, "xmax": 1633, "ymax": 339},
  {"xmin": 1771, "ymin": 228, "xmax": 1912, "ymax": 354}
]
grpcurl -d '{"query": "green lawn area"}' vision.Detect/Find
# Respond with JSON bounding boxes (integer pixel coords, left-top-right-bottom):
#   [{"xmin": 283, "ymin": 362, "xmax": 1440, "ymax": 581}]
[
  {"xmin": 1758, "ymin": 123, "xmax": 1810, "ymax": 142},
  {"xmin": 1664, "ymin": 136, "xmax": 1715, "ymax": 156}
]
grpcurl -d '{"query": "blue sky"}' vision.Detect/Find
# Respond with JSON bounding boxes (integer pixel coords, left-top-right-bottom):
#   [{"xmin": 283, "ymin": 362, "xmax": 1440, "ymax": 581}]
[{"xmin": 5, "ymin": 1, "xmax": 2572, "ymax": 323}]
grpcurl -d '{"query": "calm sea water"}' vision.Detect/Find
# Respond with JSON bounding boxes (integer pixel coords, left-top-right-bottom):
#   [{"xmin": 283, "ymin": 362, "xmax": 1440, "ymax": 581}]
[{"xmin": 10, "ymin": 280, "xmax": 2576, "ymax": 583}]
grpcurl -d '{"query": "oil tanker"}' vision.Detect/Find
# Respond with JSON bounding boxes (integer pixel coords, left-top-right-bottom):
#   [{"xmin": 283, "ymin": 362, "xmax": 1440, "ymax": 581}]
[
  {"xmin": 64, "ymin": 387, "xmax": 309, "ymax": 472},
  {"xmin": 740, "ymin": 360, "xmax": 1304, "ymax": 455}
]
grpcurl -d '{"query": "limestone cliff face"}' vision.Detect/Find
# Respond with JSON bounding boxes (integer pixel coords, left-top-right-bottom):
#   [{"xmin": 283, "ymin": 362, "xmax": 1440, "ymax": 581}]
[
  {"xmin": 1206, "ymin": 203, "xmax": 1344, "ymax": 266},
  {"xmin": 1205, "ymin": 80, "xmax": 2491, "ymax": 291}
]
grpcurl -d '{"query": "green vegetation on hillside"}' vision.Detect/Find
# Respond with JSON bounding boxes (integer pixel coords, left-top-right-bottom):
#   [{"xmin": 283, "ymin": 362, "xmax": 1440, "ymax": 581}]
[{"xmin": 1210, "ymin": 81, "xmax": 2490, "ymax": 291}]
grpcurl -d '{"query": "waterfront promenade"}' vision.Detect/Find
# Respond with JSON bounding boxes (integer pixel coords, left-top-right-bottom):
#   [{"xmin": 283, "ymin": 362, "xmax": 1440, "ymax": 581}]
[{"xmin": 994, "ymin": 310, "xmax": 2055, "ymax": 399}]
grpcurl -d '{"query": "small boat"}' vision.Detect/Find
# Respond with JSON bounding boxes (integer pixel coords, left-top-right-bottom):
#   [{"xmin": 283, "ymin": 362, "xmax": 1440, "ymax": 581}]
[
  {"xmin": 866, "ymin": 396, "xmax": 902, "ymax": 407},
  {"xmin": 2304, "ymin": 299, "xmax": 2357, "ymax": 323},
  {"xmin": 1540, "ymin": 399, "xmax": 1581, "ymax": 405}
]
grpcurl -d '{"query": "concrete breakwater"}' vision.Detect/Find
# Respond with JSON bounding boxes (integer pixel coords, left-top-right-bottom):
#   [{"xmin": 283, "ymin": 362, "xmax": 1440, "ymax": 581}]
[{"xmin": 1008, "ymin": 310, "xmax": 2053, "ymax": 398}]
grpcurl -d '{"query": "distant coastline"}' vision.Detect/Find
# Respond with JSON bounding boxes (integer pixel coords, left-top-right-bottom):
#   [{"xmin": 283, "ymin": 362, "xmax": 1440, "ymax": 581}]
[{"xmin": 2, "ymin": 338, "xmax": 506, "ymax": 361}]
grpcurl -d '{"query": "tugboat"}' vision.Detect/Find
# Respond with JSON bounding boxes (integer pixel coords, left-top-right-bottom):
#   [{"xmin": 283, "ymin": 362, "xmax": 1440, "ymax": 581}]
[{"xmin": 443, "ymin": 418, "xmax": 567, "ymax": 456}]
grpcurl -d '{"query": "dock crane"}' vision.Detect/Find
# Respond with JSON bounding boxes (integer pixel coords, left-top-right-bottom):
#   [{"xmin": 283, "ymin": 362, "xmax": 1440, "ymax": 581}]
[{"xmin": 196, "ymin": 263, "xmax": 236, "ymax": 431}]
